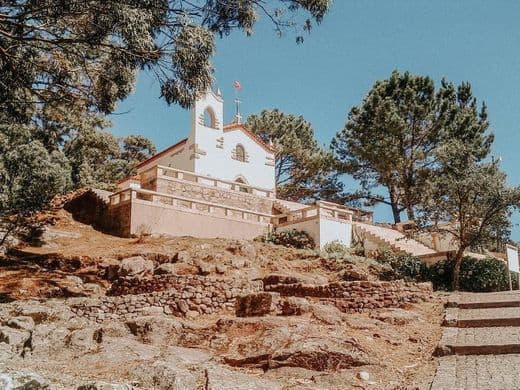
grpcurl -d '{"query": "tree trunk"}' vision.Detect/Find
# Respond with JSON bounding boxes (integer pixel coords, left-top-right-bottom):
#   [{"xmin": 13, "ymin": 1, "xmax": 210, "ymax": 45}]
[
  {"xmin": 452, "ymin": 247, "xmax": 466, "ymax": 291},
  {"xmin": 389, "ymin": 187, "xmax": 401, "ymax": 223},
  {"xmin": 406, "ymin": 204, "xmax": 415, "ymax": 221}
]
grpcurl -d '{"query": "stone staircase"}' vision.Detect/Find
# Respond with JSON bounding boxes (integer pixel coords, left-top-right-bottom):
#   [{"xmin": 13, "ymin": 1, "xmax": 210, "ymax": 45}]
[
  {"xmin": 432, "ymin": 291, "xmax": 520, "ymax": 389},
  {"xmin": 272, "ymin": 199, "xmax": 307, "ymax": 215},
  {"xmin": 354, "ymin": 222, "xmax": 437, "ymax": 258},
  {"xmin": 90, "ymin": 188, "xmax": 113, "ymax": 204}
]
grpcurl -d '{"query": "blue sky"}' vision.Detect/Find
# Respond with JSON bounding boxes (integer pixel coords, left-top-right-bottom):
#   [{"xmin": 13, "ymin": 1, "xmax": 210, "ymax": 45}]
[{"xmin": 109, "ymin": 0, "xmax": 520, "ymax": 241}]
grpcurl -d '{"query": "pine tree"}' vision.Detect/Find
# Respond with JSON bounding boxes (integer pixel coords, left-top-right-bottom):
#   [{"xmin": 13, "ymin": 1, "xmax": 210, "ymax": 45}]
[
  {"xmin": 246, "ymin": 109, "xmax": 343, "ymax": 202},
  {"xmin": 332, "ymin": 70, "xmax": 493, "ymax": 223}
]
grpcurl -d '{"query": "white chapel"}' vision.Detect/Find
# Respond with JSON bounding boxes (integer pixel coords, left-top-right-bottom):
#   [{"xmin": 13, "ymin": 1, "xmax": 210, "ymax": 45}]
[{"xmin": 108, "ymin": 88, "xmax": 443, "ymax": 261}]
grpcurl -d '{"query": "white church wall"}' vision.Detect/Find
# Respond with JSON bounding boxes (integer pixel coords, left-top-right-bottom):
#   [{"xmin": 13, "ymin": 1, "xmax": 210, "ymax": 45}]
[
  {"xmin": 278, "ymin": 217, "xmax": 353, "ymax": 249},
  {"xmin": 219, "ymin": 129, "xmax": 275, "ymax": 190},
  {"xmin": 279, "ymin": 219, "xmax": 320, "ymax": 247},
  {"xmin": 319, "ymin": 218, "xmax": 352, "ymax": 248},
  {"xmin": 138, "ymin": 89, "xmax": 275, "ymax": 192},
  {"xmin": 137, "ymin": 140, "xmax": 193, "ymax": 175}
]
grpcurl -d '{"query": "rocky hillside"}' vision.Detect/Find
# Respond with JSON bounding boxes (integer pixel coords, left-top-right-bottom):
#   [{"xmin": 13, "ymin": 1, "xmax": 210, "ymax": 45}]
[{"xmin": 0, "ymin": 204, "xmax": 444, "ymax": 389}]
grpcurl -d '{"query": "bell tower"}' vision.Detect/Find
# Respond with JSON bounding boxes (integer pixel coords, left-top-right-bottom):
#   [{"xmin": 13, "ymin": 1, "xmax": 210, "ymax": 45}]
[{"xmin": 188, "ymin": 88, "xmax": 225, "ymax": 177}]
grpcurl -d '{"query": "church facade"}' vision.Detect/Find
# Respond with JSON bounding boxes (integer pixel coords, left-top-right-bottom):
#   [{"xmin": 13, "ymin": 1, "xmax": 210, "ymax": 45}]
[{"xmin": 106, "ymin": 89, "xmax": 443, "ymax": 260}]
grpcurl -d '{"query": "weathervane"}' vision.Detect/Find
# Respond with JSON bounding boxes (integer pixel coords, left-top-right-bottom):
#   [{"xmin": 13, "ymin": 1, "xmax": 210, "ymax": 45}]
[{"xmin": 233, "ymin": 80, "xmax": 242, "ymax": 124}]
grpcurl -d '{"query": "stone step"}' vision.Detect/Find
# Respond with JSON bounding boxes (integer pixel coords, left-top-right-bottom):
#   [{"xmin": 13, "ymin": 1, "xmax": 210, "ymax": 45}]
[
  {"xmin": 436, "ymin": 327, "xmax": 520, "ymax": 356},
  {"xmin": 448, "ymin": 291, "xmax": 520, "ymax": 310},
  {"xmin": 431, "ymin": 354, "xmax": 520, "ymax": 390},
  {"xmin": 444, "ymin": 307, "xmax": 520, "ymax": 328}
]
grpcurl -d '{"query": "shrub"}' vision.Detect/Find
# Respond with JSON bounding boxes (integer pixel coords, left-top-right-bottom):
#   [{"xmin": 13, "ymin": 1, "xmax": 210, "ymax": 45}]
[
  {"xmin": 322, "ymin": 240, "xmax": 350, "ymax": 258},
  {"xmin": 459, "ymin": 256, "xmax": 510, "ymax": 292},
  {"xmin": 427, "ymin": 260, "xmax": 453, "ymax": 291},
  {"xmin": 426, "ymin": 256, "xmax": 514, "ymax": 292},
  {"xmin": 512, "ymin": 272, "xmax": 519, "ymax": 290},
  {"xmin": 257, "ymin": 229, "xmax": 315, "ymax": 250},
  {"xmin": 375, "ymin": 250, "xmax": 429, "ymax": 282}
]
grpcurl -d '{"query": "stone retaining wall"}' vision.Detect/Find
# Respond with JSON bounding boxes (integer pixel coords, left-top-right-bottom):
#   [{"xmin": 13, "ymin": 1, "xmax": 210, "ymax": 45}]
[
  {"xmin": 72, "ymin": 276, "xmax": 263, "ymax": 322},
  {"xmin": 156, "ymin": 178, "xmax": 274, "ymax": 214},
  {"xmin": 108, "ymin": 275, "xmax": 262, "ymax": 296},
  {"xmin": 265, "ymin": 281, "xmax": 432, "ymax": 312}
]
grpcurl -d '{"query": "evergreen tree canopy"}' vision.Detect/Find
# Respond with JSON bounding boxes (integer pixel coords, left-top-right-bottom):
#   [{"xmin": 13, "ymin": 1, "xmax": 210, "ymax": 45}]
[
  {"xmin": 0, "ymin": 122, "xmax": 71, "ymax": 245},
  {"xmin": 417, "ymin": 141, "xmax": 520, "ymax": 290},
  {"xmin": 332, "ymin": 70, "xmax": 493, "ymax": 223},
  {"xmin": 246, "ymin": 109, "xmax": 343, "ymax": 202},
  {"xmin": 0, "ymin": 0, "xmax": 331, "ymax": 119}
]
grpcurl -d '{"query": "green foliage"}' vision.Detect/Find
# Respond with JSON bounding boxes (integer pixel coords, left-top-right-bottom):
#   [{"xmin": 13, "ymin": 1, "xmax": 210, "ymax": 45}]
[
  {"xmin": 1, "ymin": 1, "xmax": 331, "ymax": 117},
  {"xmin": 459, "ymin": 257, "xmax": 510, "ymax": 292},
  {"xmin": 0, "ymin": 123, "xmax": 72, "ymax": 245},
  {"xmin": 384, "ymin": 254, "xmax": 517, "ymax": 292},
  {"xmin": 246, "ymin": 109, "xmax": 343, "ymax": 202},
  {"xmin": 257, "ymin": 229, "xmax": 315, "ymax": 250},
  {"xmin": 512, "ymin": 272, "xmax": 519, "ymax": 290},
  {"xmin": 322, "ymin": 240, "xmax": 350, "ymax": 258},
  {"xmin": 426, "ymin": 260, "xmax": 454, "ymax": 291},
  {"xmin": 428, "ymin": 257, "xmax": 515, "ymax": 292},
  {"xmin": 375, "ymin": 250, "xmax": 429, "ymax": 282},
  {"xmin": 332, "ymin": 70, "xmax": 493, "ymax": 223},
  {"xmin": 418, "ymin": 142, "xmax": 520, "ymax": 289}
]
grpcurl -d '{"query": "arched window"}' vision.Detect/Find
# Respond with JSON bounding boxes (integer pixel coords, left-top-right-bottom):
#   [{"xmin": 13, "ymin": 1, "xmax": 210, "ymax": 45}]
[
  {"xmin": 235, "ymin": 144, "xmax": 245, "ymax": 162},
  {"xmin": 203, "ymin": 107, "xmax": 216, "ymax": 128}
]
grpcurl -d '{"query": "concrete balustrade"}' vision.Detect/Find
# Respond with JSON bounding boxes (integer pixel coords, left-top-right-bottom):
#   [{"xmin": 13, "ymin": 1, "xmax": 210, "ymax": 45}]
[
  {"xmin": 273, "ymin": 202, "xmax": 356, "ymax": 227},
  {"xmin": 143, "ymin": 165, "xmax": 276, "ymax": 198},
  {"xmin": 109, "ymin": 187, "xmax": 272, "ymax": 225}
]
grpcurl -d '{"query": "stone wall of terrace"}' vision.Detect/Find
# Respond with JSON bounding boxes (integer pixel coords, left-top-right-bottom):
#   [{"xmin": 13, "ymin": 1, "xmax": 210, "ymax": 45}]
[
  {"xmin": 70, "ymin": 275, "xmax": 263, "ymax": 322},
  {"xmin": 140, "ymin": 166, "xmax": 275, "ymax": 215},
  {"xmin": 265, "ymin": 280, "xmax": 433, "ymax": 312},
  {"xmin": 108, "ymin": 188, "xmax": 272, "ymax": 239}
]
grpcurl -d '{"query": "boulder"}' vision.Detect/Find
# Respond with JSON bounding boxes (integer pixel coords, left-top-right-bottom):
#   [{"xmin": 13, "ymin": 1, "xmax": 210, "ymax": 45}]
[
  {"xmin": 270, "ymin": 339, "xmax": 369, "ymax": 371},
  {"xmin": 137, "ymin": 362, "xmax": 201, "ymax": 390},
  {"xmin": 119, "ymin": 256, "xmax": 154, "ymax": 278},
  {"xmin": 310, "ymin": 304, "xmax": 343, "ymax": 325},
  {"xmin": 82, "ymin": 283, "xmax": 104, "ymax": 297},
  {"xmin": 154, "ymin": 263, "xmax": 177, "ymax": 275},
  {"xmin": 30, "ymin": 324, "xmax": 69, "ymax": 355},
  {"xmin": 98, "ymin": 258, "xmax": 121, "ymax": 281},
  {"xmin": 0, "ymin": 326, "xmax": 31, "ymax": 354},
  {"xmin": 67, "ymin": 327, "xmax": 103, "ymax": 351},
  {"xmin": 135, "ymin": 347, "xmax": 212, "ymax": 389},
  {"xmin": 0, "ymin": 371, "xmax": 50, "ymax": 389},
  {"xmin": 65, "ymin": 275, "xmax": 83, "ymax": 285},
  {"xmin": 238, "ymin": 241, "xmax": 257, "ymax": 259},
  {"xmin": 194, "ymin": 260, "xmax": 215, "ymax": 275},
  {"xmin": 342, "ymin": 267, "xmax": 369, "ymax": 281},
  {"xmin": 263, "ymin": 274, "xmax": 300, "ymax": 286},
  {"xmin": 279, "ymin": 297, "xmax": 311, "ymax": 316},
  {"xmin": 6, "ymin": 316, "xmax": 35, "ymax": 331},
  {"xmin": 230, "ymin": 257, "xmax": 246, "ymax": 269},
  {"xmin": 235, "ymin": 293, "xmax": 275, "ymax": 317},
  {"xmin": 174, "ymin": 251, "xmax": 190, "ymax": 263},
  {"xmin": 125, "ymin": 316, "xmax": 182, "ymax": 345}
]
